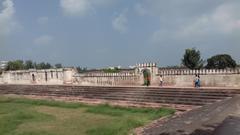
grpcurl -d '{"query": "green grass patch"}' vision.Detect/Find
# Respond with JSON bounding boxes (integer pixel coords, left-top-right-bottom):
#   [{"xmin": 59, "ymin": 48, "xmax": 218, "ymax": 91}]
[
  {"xmin": 0, "ymin": 95, "xmax": 175, "ymax": 135},
  {"xmin": 0, "ymin": 96, "xmax": 86, "ymax": 109}
]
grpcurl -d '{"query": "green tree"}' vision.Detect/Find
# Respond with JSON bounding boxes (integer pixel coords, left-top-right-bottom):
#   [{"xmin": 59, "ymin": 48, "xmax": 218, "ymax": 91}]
[
  {"xmin": 45, "ymin": 63, "xmax": 52, "ymax": 69},
  {"xmin": 182, "ymin": 48, "xmax": 204, "ymax": 69},
  {"xmin": 6, "ymin": 60, "xmax": 25, "ymax": 71},
  {"xmin": 206, "ymin": 54, "xmax": 237, "ymax": 69},
  {"xmin": 76, "ymin": 66, "xmax": 87, "ymax": 73},
  {"xmin": 103, "ymin": 67, "xmax": 120, "ymax": 73},
  {"xmin": 55, "ymin": 63, "xmax": 63, "ymax": 68},
  {"xmin": 36, "ymin": 62, "xmax": 52, "ymax": 69},
  {"xmin": 24, "ymin": 60, "xmax": 34, "ymax": 69},
  {"xmin": 36, "ymin": 62, "xmax": 45, "ymax": 69},
  {"xmin": 143, "ymin": 69, "xmax": 151, "ymax": 86}
]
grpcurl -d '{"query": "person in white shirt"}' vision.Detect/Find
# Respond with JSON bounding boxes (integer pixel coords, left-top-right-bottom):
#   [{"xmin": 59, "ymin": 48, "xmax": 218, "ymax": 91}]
[{"xmin": 160, "ymin": 75, "xmax": 163, "ymax": 87}]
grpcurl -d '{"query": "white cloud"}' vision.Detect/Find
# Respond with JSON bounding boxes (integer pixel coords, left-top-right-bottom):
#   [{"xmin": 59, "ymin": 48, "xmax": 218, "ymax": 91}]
[
  {"xmin": 212, "ymin": 3, "xmax": 240, "ymax": 33},
  {"xmin": 34, "ymin": 35, "xmax": 53, "ymax": 45},
  {"xmin": 0, "ymin": 0, "xmax": 15, "ymax": 37},
  {"xmin": 112, "ymin": 10, "xmax": 128, "ymax": 33},
  {"xmin": 60, "ymin": 0, "xmax": 92, "ymax": 16},
  {"xmin": 60, "ymin": 0, "xmax": 117, "ymax": 17},
  {"xmin": 176, "ymin": 2, "xmax": 240, "ymax": 38},
  {"xmin": 150, "ymin": 1, "xmax": 240, "ymax": 43},
  {"xmin": 37, "ymin": 16, "xmax": 49, "ymax": 24}
]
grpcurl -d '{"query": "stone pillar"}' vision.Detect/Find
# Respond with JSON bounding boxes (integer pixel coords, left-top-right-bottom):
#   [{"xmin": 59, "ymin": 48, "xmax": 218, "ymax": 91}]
[
  {"xmin": 63, "ymin": 68, "xmax": 76, "ymax": 84},
  {"xmin": 2, "ymin": 72, "xmax": 10, "ymax": 84}
]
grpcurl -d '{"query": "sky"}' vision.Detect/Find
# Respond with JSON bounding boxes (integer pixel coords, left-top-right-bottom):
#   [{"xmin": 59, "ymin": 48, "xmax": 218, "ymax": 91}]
[{"xmin": 0, "ymin": 0, "xmax": 239, "ymax": 68}]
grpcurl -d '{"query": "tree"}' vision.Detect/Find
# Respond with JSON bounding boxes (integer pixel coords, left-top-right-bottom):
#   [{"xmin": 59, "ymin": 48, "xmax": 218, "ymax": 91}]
[
  {"xmin": 182, "ymin": 48, "xmax": 204, "ymax": 69},
  {"xmin": 143, "ymin": 69, "xmax": 151, "ymax": 86},
  {"xmin": 103, "ymin": 67, "xmax": 120, "ymax": 73},
  {"xmin": 55, "ymin": 63, "xmax": 63, "ymax": 68},
  {"xmin": 45, "ymin": 63, "xmax": 52, "ymax": 69},
  {"xmin": 206, "ymin": 54, "xmax": 237, "ymax": 69},
  {"xmin": 24, "ymin": 60, "xmax": 34, "ymax": 69},
  {"xmin": 33, "ymin": 62, "xmax": 37, "ymax": 69},
  {"xmin": 36, "ymin": 62, "xmax": 45, "ymax": 69},
  {"xmin": 6, "ymin": 60, "xmax": 25, "ymax": 70},
  {"xmin": 36, "ymin": 62, "xmax": 52, "ymax": 69},
  {"xmin": 5, "ymin": 60, "xmax": 55, "ymax": 70},
  {"xmin": 76, "ymin": 66, "xmax": 87, "ymax": 73}
]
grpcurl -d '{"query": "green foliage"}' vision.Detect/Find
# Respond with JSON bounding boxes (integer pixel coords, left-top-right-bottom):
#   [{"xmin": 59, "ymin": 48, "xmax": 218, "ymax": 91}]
[
  {"xmin": 0, "ymin": 101, "xmax": 54, "ymax": 135},
  {"xmin": 76, "ymin": 66, "xmax": 88, "ymax": 73},
  {"xmin": 0, "ymin": 97, "xmax": 85, "ymax": 109},
  {"xmin": 6, "ymin": 60, "xmax": 25, "ymax": 71},
  {"xmin": 55, "ymin": 63, "xmax": 63, "ymax": 69},
  {"xmin": 206, "ymin": 54, "xmax": 237, "ymax": 69},
  {"xmin": 5, "ymin": 60, "xmax": 56, "ymax": 71},
  {"xmin": 103, "ymin": 67, "xmax": 120, "ymax": 73},
  {"xmin": 0, "ymin": 96, "xmax": 175, "ymax": 135},
  {"xmin": 182, "ymin": 48, "xmax": 204, "ymax": 69},
  {"xmin": 142, "ymin": 69, "xmax": 151, "ymax": 86},
  {"xmin": 24, "ymin": 60, "xmax": 34, "ymax": 69},
  {"xmin": 35, "ymin": 62, "xmax": 52, "ymax": 69},
  {"xmin": 86, "ymin": 104, "xmax": 175, "ymax": 118}
]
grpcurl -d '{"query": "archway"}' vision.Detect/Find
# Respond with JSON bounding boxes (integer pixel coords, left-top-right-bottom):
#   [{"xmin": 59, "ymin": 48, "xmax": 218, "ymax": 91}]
[{"xmin": 142, "ymin": 69, "xmax": 151, "ymax": 86}]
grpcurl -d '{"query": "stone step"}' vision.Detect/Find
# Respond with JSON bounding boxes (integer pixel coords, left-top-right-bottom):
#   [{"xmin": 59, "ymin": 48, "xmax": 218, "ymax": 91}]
[
  {"xmin": 1, "ymin": 85, "xmax": 238, "ymax": 94},
  {"xmin": 0, "ymin": 85, "xmax": 239, "ymax": 106},
  {"xmin": 1, "ymin": 85, "xmax": 240, "ymax": 93},
  {"xmin": 0, "ymin": 89, "xmax": 230, "ymax": 100},
  {"xmin": 0, "ymin": 90, "xmax": 219, "ymax": 105},
  {"xmin": 0, "ymin": 88, "xmax": 234, "ymax": 98}
]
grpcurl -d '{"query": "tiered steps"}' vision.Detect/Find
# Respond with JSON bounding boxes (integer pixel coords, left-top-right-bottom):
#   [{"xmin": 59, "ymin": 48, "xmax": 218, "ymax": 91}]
[{"xmin": 0, "ymin": 85, "xmax": 239, "ymax": 106}]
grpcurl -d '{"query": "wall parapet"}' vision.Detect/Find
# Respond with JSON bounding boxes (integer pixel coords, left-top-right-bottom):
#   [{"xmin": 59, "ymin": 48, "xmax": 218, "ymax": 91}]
[
  {"xmin": 74, "ymin": 72, "xmax": 136, "ymax": 77},
  {"xmin": 159, "ymin": 68, "xmax": 240, "ymax": 76},
  {"xmin": 73, "ymin": 72, "xmax": 140, "ymax": 86}
]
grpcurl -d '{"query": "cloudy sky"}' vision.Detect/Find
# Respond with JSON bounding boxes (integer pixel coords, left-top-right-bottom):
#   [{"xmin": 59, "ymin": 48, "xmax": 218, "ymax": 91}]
[{"xmin": 0, "ymin": 0, "xmax": 239, "ymax": 68}]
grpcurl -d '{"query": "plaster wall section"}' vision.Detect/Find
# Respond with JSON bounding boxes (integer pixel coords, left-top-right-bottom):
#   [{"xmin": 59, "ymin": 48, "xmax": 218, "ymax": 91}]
[{"xmin": 159, "ymin": 68, "xmax": 240, "ymax": 88}]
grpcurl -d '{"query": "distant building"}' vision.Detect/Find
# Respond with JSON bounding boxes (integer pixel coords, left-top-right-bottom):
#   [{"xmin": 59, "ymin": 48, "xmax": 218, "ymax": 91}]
[
  {"xmin": 129, "ymin": 65, "xmax": 136, "ymax": 69},
  {"xmin": 108, "ymin": 66, "xmax": 121, "ymax": 70},
  {"xmin": 0, "ymin": 61, "xmax": 8, "ymax": 70}
]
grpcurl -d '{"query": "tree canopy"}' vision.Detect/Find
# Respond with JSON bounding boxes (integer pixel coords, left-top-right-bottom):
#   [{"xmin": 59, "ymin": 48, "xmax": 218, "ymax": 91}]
[
  {"xmin": 76, "ymin": 67, "xmax": 88, "ymax": 73},
  {"xmin": 5, "ymin": 60, "xmax": 59, "ymax": 71},
  {"xmin": 55, "ymin": 63, "xmax": 63, "ymax": 69},
  {"xmin": 206, "ymin": 54, "xmax": 237, "ymax": 69},
  {"xmin": 103, "ymin": 67, "xmax": 120, "ymax": 73},
  {"xmin": 6, "ymin": 60, "xmax": 24, "ymax": 71},
  {"xmin": 182, "ymin": 48, "xmax": 204, "ymax": 69}
]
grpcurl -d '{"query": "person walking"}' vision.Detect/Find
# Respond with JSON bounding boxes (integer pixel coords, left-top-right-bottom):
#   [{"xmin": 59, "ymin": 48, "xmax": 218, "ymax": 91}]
[
  {"xmin": 194, "ymin": 74, "xmax": 201, "ymax": 88},
  {"xmin": 160, "ymin": 75, "xmax": 163, "ymax": 87},
  {"xmin": 194, "ymin": 74, "xmax": 198, "ymax": 88},
  {"xmin": 197, "ymin": 74, "xmax": 201, "ymax": 87}
]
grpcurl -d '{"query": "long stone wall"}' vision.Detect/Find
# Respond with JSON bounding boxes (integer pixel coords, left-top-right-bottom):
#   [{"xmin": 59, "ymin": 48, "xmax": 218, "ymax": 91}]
[
  {"xmin": 0, "ymin": 68, "xmax": 76, "ymax": 85},
  {"xmin": 0, "ymin": 64, "xmax": 239, "ymax": 88},
  {"xmin": 159, "ymin": 68, "xmax": 240, "ymax": 76},
  {"xmin": 159, "ymin": 68, "xmax": 240, "ymax": 88},
  {"xmin": 73, "ymin": 73, "xmax": 141, "ymax": 86},
  {"xmin": 72, "ymin": 63, "xmax": 159, "ymax": 86}
]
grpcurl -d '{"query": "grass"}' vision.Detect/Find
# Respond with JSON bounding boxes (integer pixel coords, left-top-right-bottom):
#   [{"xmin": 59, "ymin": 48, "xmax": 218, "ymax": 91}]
[{"xmin": 0, "ymin": 96, "xmax": 175, "ymax": 135}]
